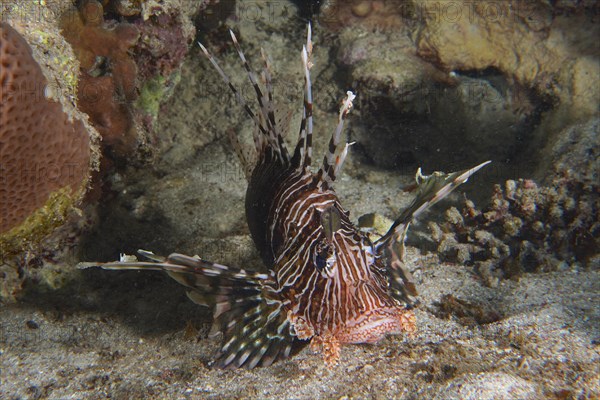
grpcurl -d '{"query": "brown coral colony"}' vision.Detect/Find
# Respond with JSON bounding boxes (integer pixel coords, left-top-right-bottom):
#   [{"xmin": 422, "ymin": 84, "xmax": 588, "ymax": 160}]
[
  {"xmin": 0, "ymin": 23, "xmax": 90, "ymax": 233},
  {"xmin": 60, "ymin": 0, "xmax": 139, "ymax": 156}
]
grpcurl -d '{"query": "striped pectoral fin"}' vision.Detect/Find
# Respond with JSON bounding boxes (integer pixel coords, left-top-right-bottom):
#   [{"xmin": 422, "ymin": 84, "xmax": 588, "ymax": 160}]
[
  {"xmin": 82, "ymin": 252, "xmax": 268, "ymax": 308},
  {"xmin": 377, "ymin": 161, "xmax": 491, "ymax": 248},
  {"xmin": 210, "ymin": 296, "xmax": 302, "ymax": 369},
  {"xmin": 386, "ymin": 237, "xmax": 419, "ymax": 305},
  {"xmin": 80, "ymin": 251, "xmax": 300, "ymax": 368},
  {"xmin": 375, "ymin": 161, "xmax": 490, "ymax": 303},
  {"xmin": 406, "ymin": 161, "xmax": 491, "ymax": 220}
]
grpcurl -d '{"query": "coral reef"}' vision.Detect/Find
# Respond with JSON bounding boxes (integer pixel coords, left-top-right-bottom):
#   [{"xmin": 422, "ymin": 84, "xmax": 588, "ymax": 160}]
[
  {"xmin": 428, "ymin": 120, "xmax": 598, "ymax": 286},
  {"xmin": 1, "ymin": 21, "xmax": 99, "ymax": 301},
  {"xmin": 320, "ymin": 0, "xmax": 598, "ymax": 278},
  {"xmin": 1, "ymin": 0, "xmax": 597, "ymax": 396},
  {"xmin": 0, "ymin": 22, "xmax": 96, "ymax": 249},
  {"xmin": 327, "ymin": 0, "xmax": 598, "ymax": 182},
  {"xmin": 0, "ymin": 0, "xmax": 212, "ymax": 301},
  {"xmin": 60, "ymin": 0, "xmax": 204, "ymax": 159},
  {"xmin": 60, "ymin": 0, "xmax": 140, "ymax": 157}
]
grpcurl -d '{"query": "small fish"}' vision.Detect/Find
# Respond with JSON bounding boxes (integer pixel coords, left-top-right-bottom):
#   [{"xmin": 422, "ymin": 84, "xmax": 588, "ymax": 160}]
[{"xmin": 83, "ymin": 24, "xmax": 489, "ymax": 369}]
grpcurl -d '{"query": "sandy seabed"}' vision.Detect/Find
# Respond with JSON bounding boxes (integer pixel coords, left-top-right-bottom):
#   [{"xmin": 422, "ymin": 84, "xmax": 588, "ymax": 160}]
[{"xmin": 1, "ymin": 1, "xmax": 599, "ymax": 398}]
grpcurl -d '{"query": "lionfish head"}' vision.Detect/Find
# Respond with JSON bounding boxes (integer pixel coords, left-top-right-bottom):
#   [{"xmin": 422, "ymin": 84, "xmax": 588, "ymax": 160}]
[{"xmin": 286, "ymin": 204, "xmax": 416, "ymax": 366}]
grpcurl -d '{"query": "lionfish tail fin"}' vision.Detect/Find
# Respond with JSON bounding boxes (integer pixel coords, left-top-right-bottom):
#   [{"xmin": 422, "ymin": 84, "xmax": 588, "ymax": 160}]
[{"xmin": 84, "ymin": 251, "xmax": 297, "ymax": 369}]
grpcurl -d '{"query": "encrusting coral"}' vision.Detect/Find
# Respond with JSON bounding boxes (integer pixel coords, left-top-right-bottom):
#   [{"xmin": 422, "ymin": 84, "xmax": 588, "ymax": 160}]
[
  {"xmin": 0, "ymin": 23, "xmax": 94, "ymax": 246},
  {"xmin": 60, "ymin": 0, "xmax": 140, "ymax": 157},
  {"xmin": 59, "ymin": 0, "xmax": 204, "ymax": 159}
]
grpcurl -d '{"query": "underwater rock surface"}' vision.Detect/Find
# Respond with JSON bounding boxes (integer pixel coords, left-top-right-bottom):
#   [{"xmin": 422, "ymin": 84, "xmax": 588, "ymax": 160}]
[
  {"xmin": 1, "ymin": 0, "xmax": 598, "ymax": 398},
  {"xmin": 334, "ymin": 0, "xmax": 599, "ymax": 182},
  {"xmin": 59, "ymin": 0, "xmax": 201, "ymax": 159}
]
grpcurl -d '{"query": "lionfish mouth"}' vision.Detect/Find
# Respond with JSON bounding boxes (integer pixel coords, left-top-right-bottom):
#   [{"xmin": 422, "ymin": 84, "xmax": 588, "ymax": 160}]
[{"xmin": 340, "ymin": 307, "xmax": 416, "ymax": 344}]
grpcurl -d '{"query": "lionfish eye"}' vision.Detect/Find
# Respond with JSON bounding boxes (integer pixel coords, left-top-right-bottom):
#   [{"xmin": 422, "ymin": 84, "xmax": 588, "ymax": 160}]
[
  {"xmin": 315, "ymin": 241, "xmax": 327, "ymax": 270},
  {"xmin": 320, "ymin": 205, "xmax": 341, "ymax": 243},
  {"xmin": 315, "ymin": 241, "xmax": 334, "ymax": 272},
  {"xmin": 315, "ymin": 253, "xmax": 327, "ymax": 271}
]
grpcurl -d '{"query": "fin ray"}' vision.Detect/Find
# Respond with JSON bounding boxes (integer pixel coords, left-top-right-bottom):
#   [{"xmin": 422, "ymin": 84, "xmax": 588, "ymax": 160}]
[
  {"xmin": 375, "ymin": 161, "xmax": 490, "ymax": 303},
  {"xmin": 316, "ymin": 91, "xmax": 356, "ymax": 188},
  {"xmin": 85, "ymin": 251, "xmax": 301, "ymax": 368},
  {"xmin": 292, "ymin": 24, "xmax": 314, "ymax": 170}
]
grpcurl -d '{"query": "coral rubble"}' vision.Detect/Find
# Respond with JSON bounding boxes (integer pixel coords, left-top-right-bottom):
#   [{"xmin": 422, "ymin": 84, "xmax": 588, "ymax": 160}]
[{"xmin": 428, "ymin": 118, "xmax": 599, "ymax": 286}]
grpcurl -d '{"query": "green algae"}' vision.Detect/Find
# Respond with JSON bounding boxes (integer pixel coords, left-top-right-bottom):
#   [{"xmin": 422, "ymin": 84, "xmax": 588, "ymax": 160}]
[
  {"xmin": 136, "ymin": 72, "xmax": 181, "ymax": 119},
  {"xmin": 0, "ymin": 185, "xmax": 86, "ymax": 258}
]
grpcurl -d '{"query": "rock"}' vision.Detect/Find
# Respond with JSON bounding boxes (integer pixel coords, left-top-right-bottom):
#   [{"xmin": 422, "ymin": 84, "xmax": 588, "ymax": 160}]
[
  {"xmin": 539, "ymin": 117, "xmax": 599, "ymax": 185},
  {"xmin": 414, "ymin": 0, "xmax": 599, "ymax": 132},
  {"xmin": 327, "ymin": 0, "xmax": 598, "ymax": 191}
]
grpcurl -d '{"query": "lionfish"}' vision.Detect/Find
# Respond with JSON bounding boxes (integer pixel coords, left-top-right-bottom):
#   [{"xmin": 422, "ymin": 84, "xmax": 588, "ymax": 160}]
[{"xmin": 84, "ymin": 24, "xmax": 489, "ymax": 369}]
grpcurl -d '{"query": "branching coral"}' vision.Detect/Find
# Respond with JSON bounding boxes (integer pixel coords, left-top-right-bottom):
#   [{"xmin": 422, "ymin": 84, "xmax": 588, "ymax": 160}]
[
  {"xmin": 429, "ymin": 175, "xmax": 599, "ymax": 287},
  {"xmin": 0, "ymin": 22, "xmax": 94, "ymax": 251}
]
